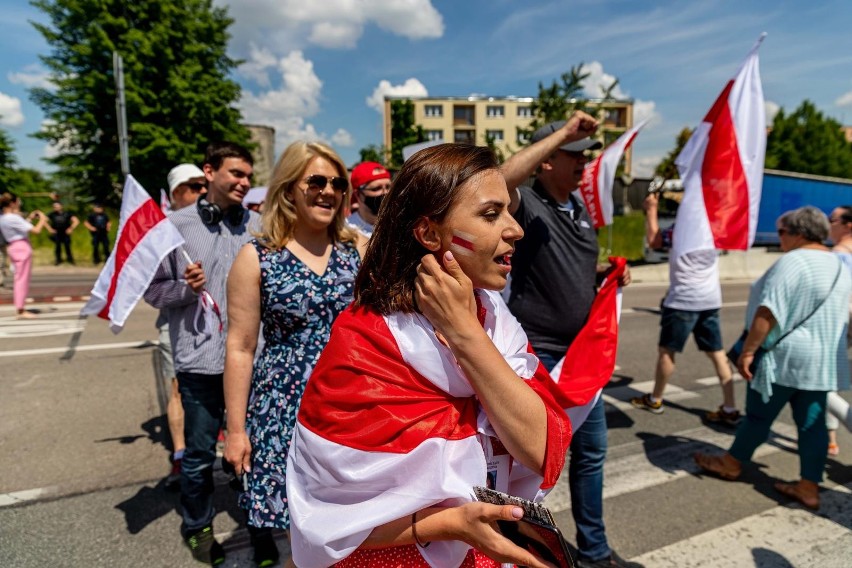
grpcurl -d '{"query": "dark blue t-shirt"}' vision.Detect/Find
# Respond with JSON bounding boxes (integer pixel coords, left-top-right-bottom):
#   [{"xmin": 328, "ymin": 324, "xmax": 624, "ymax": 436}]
[{"xmin": 507, "ymin": 182, "xmax": 599, "ymax": 353}]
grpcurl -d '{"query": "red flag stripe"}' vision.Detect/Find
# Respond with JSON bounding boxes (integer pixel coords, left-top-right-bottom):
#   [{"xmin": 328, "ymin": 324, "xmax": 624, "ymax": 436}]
[
  {"xmin": 701, "ymin": 80, "xmax": 750, "ymax": 250},
  {"xmin": 579, "ymin": 156, "xmax": 605, "ymax": 227},
  {"xmin": 97, "ymin": 199, "xmax": 166, "ymax": 320}
]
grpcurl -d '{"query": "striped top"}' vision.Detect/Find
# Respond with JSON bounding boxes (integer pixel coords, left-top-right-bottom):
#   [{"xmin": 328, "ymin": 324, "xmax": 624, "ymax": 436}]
[
  {"xmin": 745, "ymin": 248, "xmax": 851, "ymax": 401},
  {"xmin": 144, "ymin": 205, "xmax": 260, "ymax": 375}
]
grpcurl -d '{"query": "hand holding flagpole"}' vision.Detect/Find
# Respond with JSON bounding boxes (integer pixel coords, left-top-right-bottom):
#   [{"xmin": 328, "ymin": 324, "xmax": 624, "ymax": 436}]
[{"xmin": 179, "ymin": 248, "xmax": 223, "ymax": 336}]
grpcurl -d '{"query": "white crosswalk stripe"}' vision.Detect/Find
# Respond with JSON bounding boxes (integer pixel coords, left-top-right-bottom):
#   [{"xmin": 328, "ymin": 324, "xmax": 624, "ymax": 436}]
[{"xmin": 632, "ymin": 482, "xmax": 852, "ymax": 567}]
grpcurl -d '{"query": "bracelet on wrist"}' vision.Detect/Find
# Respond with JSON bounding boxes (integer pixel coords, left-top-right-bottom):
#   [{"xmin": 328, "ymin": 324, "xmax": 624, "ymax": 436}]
[{"xmin": 411, "ymin": 511, "xmax": 430, "ymax": 548}]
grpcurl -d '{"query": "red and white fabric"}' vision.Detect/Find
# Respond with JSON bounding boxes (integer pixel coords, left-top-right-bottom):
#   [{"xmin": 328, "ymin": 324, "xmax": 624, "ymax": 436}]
[
  {"xmin": 81, "ymin": 175, "xmax": 184, "ymax": 332},
  {"xmin": 673, "ymin": 34, "xmax": 767, "ymax": 258},
  {"xmin": 550, "ymin": 257, "xmax": 626, "ymax": 426},
  {"xmin": 579, "ymin": 121, "xmax": 649, "ymax": 228},
  {"xmin": 287, "ymin": 290, "xmax": 571, "ymax": 568},
  {"xmin": 159, "ymin": 188, "xmax": 171, "ymax": 214}
]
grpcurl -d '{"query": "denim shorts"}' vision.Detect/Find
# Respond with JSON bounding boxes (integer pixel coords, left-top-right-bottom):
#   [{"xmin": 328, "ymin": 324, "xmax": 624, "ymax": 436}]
[{"xmin": 659, "ymin": 306, "xmax": 723, "ymax": 353}]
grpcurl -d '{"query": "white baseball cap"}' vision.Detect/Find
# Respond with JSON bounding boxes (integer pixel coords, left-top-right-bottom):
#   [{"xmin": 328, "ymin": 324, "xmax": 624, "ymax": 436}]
[
  {"xmin": 242, "ymin": 186, "xmax": 268, "ymax": 207},
  {"xmin": 167, "ymin": 164, "xmax": 205, "ymax": 195}
]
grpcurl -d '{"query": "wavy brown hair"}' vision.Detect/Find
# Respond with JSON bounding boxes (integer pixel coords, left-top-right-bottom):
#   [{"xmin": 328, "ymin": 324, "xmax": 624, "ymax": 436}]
[
  {"xmin": 354, "ymin": 144, "xmax": 498, "ymax": 314},
  {"xmin": 256, "ymin": 141, "xmax": 357, "ymax": 249}
]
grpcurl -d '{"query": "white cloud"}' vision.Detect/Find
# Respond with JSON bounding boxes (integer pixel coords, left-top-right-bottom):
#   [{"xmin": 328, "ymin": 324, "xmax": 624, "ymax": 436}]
[
  {"xmin": 835, "ymin": 91, "xmax": 852, "ymax": 108},
  {"xmin": 308, "ymin": 21, "xmax": 363, "ymax": 49},
  {"xmin": 765, "ymin": 100, "xmax": 780, "ymax": 124},
  {"xmin": 366, "ymin": 78, "xmax": 429, "ymax": 112},
  {"xmin": 7, "ymin": 64, "xmax": 53, "ymax": 90},
  {"xmin": 580, "ymin": 61, "xmax": 661, "ymax": 126},
  {"xmin": 0, "ymin": 92, "xmax": 24, "ymax": 127},
  {"xmin": 39, "ymin": 119, "xmax": 75, "ymax": 159},
  {"xmin": 238, "ymin": 50, "xmax": 352, "ymax": 154},
  {"xmin": 238, "ymin": 44, "xmax": 278, "ymax": 87},
  {"xmin": 223, "ymin": 0, "xmax": 443, "ymax": 52},
  {"xmin": 633, "ymin": 154, "xmax": 663, "ymax": 178},
  {"xmin": 330, "ymin": 128, "xmax": 354, "ymax": 147}
]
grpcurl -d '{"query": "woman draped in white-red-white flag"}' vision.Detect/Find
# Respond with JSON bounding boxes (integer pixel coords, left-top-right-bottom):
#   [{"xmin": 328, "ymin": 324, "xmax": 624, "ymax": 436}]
[{"xmin": 286, "ymin": 144, "xmax": 572, "ymax": 568}]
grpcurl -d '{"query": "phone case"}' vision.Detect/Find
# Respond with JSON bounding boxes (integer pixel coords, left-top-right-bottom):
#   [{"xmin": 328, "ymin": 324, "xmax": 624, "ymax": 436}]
[{"xmin": 473, "ymin": 486, "xmax": 575, "ymax": 568}]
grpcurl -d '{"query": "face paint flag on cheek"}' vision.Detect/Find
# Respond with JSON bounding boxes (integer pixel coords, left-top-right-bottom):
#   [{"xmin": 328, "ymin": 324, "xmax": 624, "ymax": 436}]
[{"xmin": 450, "ymin": 230, "xmax": 477, "ymax": 256}]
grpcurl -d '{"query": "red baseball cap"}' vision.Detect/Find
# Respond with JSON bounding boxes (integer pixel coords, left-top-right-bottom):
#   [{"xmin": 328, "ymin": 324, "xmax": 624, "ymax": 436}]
[{"xmin": 350, "ymin": 162, "xmax": 390, "ymax": 189}]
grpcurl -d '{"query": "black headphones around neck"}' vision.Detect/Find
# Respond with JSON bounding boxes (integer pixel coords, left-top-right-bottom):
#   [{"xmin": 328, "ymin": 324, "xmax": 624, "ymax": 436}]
[{"xmin": 197, "ymin": 195, "xmax": 245, "ymax": 226}]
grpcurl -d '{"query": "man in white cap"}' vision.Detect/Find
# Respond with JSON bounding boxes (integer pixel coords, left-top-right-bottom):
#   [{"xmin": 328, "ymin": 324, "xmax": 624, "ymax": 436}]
[
  {"xmin": 168, "ymin": 163, "xmax": 207, "ymax": 209},
  {"xmin": 347, "ymin": 161, "xmax": 391, "ymax": 238}
]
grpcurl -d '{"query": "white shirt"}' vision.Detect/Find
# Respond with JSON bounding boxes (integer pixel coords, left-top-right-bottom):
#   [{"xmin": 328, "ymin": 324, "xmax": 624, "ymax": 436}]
[
  {"xmin": 663, "ymin": 249, "xmax": 722, "ymax": 311},
  {"xmin": 346, "ymin": 211, "xmax": 374, "ymax": 238},
  {"xmin": 0, "ymin": 213, "xmax": 34, "ymax": 243}
]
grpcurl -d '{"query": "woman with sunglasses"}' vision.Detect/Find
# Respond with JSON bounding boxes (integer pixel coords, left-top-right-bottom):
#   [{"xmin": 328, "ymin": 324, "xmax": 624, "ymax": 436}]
[
  {"xmin": 223, "ymin": 141, "xmax": 366, "ymax": 566},
  {"xmin": 286, "ymin": 144, "xmax": 572, "ymax": 568}
]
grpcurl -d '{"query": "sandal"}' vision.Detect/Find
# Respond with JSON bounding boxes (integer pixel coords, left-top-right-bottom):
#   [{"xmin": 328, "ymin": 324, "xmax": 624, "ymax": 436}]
[
  {"xmin": 774, "ymin": 480, "xmax": 819, "ymax": 510},
  {"xmin": 693, "ymin": 452, "xmax": 741, "ymax": 481},
  {"xmin": 828, "ymin": 443, "xmax": 840, "ymax": 456}
]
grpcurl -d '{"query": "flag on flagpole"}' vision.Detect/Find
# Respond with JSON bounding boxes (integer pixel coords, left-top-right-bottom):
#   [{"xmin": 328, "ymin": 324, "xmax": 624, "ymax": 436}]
[
  {"xmin": 159, "ymin": 188, "xmax": 171, "ymax": 214},
  {"xmin": 579, "ymin": 121, "xmax": 649, "ymax": 228},
  {"xmin": 672, "ymin": 33, "xmax": 767, "ymax": 258},
  {"xmin": 81, "ymin": 175, "xmax": 185, "ymax": 332}
]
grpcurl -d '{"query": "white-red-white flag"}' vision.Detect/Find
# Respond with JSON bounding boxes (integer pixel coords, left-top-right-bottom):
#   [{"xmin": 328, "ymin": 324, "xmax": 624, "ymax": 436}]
[
  {"xmin": 579, "ymin": 121, "xmax": 649, "ymax": 228},
  {"xmin": 672, "ymin": 33, "xmax": 767, "ymax": 258},
  {"xmin": 287, "ymin": 291, "xmax": 572, "ymax": 568},
  {"xmin": 159, "ymin": 188, "xmax": 171, "ymax": 214},
  {"xmin": 81, "ymin": 175, "xmax": 184, "ymax": 332}
]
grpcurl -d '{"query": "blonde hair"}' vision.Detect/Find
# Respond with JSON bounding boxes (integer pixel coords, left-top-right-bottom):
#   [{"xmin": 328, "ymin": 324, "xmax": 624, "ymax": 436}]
[{"xmin": 257, "ymin": 141, "xmax": 358, "ymax": 249}]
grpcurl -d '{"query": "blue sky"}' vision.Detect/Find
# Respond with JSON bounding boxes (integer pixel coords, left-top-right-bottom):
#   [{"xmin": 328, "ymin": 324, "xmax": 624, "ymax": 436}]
[{"xmin": 1, "ymin": 0, "xmax": 851, "ymax": 178}]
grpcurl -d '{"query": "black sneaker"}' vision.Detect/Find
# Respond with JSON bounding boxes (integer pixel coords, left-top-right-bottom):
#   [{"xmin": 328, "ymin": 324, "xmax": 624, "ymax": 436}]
[
  {"xmin": 184, "ymin": 526, "xmax": 225, "ymax": 566},
  {"xmin": 250, "ymin": 527, "xmax": 280, "ymax": 568},
  {"xmin": 576, "ymin": 550, "xmax": 644, "ymax": 568}
]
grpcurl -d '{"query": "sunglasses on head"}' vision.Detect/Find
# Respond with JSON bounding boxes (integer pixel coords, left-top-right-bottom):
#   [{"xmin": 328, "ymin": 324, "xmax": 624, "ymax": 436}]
[{"xmin": 304, "ymin": 174, "xmax": 348, "ymax": 192}]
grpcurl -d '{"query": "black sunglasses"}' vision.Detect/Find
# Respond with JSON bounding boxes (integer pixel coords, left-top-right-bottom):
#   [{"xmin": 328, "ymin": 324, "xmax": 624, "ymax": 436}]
[
  {"xmin": 304, "ymin": 174, "xmax": 348, "ymax": 192},
  {"xmin": 185, "ymin": 182, "xmax": 206, "ymax": 191}
]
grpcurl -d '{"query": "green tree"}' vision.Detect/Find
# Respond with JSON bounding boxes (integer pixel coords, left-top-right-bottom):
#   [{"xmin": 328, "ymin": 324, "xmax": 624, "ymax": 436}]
[
  {"xmin": 518, "ymin": 64, "xmax": 590, "ymax": 144},
  {"xmin": 357, "ymin": 144, "xmax": 387, "ymax": 165},
  {"xmin": 654, "ymin": 127, "xmax": 694, "ymax": 180},
  {"xmin": 0, "ymin": 123, "xmax": 17, "ymax": 188},
  {"xmin": 765, "ymin": 100, "xmax": 852, "ymax": 178},
  {"xmin": 30, "ymin": 0, "xmax": 250, "ymax": 204},
  {"xmin": 388, "ymin": 99, "xmax": 425, "ymax": 168}
]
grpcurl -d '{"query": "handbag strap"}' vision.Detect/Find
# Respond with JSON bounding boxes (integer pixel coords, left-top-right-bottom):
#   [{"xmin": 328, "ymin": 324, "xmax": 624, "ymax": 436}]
[{"xmin": 768, "ymin": 256, "xmax": 844, "ymax": 350}]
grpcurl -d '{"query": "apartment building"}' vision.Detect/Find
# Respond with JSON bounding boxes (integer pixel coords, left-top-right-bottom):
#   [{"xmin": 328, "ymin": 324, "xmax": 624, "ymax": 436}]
[{"xmin": 383, "ymin": 95, "xmax": 635, "ymax": 172}]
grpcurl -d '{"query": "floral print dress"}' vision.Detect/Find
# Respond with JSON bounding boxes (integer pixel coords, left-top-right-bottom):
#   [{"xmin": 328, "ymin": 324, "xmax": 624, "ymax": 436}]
[{"xmin": 240, "ymin": 239, "xmax": 360, "ymax": 529}]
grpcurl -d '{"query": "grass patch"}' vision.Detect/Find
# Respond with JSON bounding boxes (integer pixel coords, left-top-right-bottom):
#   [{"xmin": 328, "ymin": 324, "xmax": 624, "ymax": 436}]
[
  {"xmin": 598, "ymin": 212, "xmax": 646, "ymax": 262},
  {"xmin": 29, "ymin": 209, "xmax": 120, "ymax": 267}
]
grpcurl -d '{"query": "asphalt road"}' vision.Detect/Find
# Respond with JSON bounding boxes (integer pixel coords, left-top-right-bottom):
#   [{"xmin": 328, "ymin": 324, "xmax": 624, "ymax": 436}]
[{"xmin": 1, "ymin": 281, "xmax": 850, "ymax": 567}]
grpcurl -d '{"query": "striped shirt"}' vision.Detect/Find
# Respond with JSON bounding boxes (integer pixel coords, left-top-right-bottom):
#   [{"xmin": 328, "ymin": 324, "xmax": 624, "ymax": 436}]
[
  {"xmin": 745, "ymin": 249, "xmax": 851, "ymax": 401},
  {"xmin": 144, "ymin": 205, "xmax": 260, "ymax": 375}
]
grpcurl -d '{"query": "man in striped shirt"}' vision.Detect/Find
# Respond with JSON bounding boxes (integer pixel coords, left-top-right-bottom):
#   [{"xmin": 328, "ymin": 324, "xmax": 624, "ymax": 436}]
[{"xmin": 145, "ymin": 142, "xmax": 259, "ymax": 566}]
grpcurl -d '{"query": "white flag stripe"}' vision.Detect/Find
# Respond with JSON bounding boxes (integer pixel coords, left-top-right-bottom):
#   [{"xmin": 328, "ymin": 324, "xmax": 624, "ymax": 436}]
[
  {"xmin": 80, "ymin": 175, "xmax": 184, "ymax": 332},
  {"xmin": 673, "ymin": 34, "xmax": 766, "ymax": 257}
]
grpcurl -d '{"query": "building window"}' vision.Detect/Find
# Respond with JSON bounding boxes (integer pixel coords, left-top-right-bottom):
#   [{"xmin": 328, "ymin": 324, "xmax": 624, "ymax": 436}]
[
  {"xmin": 517, "ymin": 106, "xmax": 532, "ymax": 118},
  {"xmin": 424, "ymin": 104, "xmax": 443, "ymax": 118},
  {"xmin": 486, "ymin": 105, "xmax": 505, "ymax": 118},
  {"xmin": 604, "ymin": 108, "xmax": 625, "ymax": 127},
  {"xmin": 454, "ymin": 105, "xmax": 475, "ymax": 126},
  {"xmin": 516, "ymin": 130, "xmax": 530, "ymax": 145},
  {"xmin": 426, "ymin": 129, "xmax": 443, "ymax": 141},
  {"xmin": 485, "ymin": 129, "xmax": 504, "ymax": 142},
  {"xmin": 454, "ymin": 130, "xmax": 476, "ymax": 144}
]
